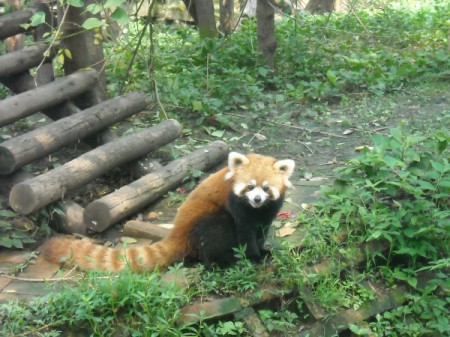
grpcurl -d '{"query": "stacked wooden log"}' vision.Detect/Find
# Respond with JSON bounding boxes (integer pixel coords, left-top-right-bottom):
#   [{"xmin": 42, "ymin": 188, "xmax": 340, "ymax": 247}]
[{"xmin": 0, "ymin": 7, "xmax": 229, "ymax": 235}]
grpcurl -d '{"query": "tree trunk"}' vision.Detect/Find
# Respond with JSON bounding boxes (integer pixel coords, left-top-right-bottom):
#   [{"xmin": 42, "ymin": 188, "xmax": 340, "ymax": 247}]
[
  {"xmin": 305, "ymin": 0, "xmax": 337, "ymax": 13},
  {"xmin": 0, "ymin": 8, "xmax": 36, "ymax": 40},
  {"xmin": 0, "ymin": 44, "xmax": 55, "ymax": 77},
  {"xmin": 59, "ymin": 0, "xmax": 107, "ymax": 107},
  {"xmin": 182, "ymin": 0, "xmax": 198, "ymax": 24},
  {"xmin": 4, "ymin": 0, "xmax": 24, "ymax": 52},
  {"xmin": 84, "ymin": 141, "xmax": 229, "ymax": 232},
  {"xmin": 183, "ymin": 0, "xmax": 218, "ymax": 38},
  {"xmin": 0, "ymin": 91, "xmax": 149, "ymax": 175},
  {"xmin": 219, "ymin": 0, "xmax": 234, "ymax": 36},
  {"xmin": 9, "ymin": 120, "xmax": 182, "ymax": 215},
  {"xmin": 0, "ymin": 70, "xmax": 97, "ymax": 127},
  {"xmin": 256, "ymin": 0, "xmax": 277, "ymax": 70}
]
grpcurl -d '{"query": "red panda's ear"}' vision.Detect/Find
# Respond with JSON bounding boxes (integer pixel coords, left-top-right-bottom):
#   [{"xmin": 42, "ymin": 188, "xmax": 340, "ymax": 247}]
[
  {"xmin": 274, "ymin": 159, "xmax": 295, "ymax": 187},
  {"xmin": 225, "ymin": 152, "xmax": 249, "ymax": 180}
]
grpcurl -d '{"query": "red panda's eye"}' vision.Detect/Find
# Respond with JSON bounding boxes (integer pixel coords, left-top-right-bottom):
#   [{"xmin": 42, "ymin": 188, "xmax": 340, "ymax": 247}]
[
  {"xmin": 263, "ymin": 186, "xmax": 269, "ymax": 192},
  {"xmin": 247, "ymin": 184, "xmax": 255, "ymax": 191}
]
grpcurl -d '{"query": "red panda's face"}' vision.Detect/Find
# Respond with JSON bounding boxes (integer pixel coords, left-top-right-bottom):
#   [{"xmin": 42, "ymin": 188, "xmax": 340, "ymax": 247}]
[{"xmin": 225, "ymin": 152, "xmax": 295, "ymax": 208}]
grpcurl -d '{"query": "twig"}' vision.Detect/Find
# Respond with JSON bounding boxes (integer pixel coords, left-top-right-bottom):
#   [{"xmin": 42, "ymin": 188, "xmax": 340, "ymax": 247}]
[
  {"xmin": 346, "ymin": 0, "xmax": 377, "ymax": 44},
  {"xmin": 267, "ymin": 120, "xmax": 347, "ymax": 138},
  {"xmin": 246, "ymin": 126, "xmax": 265, "ymax": 145},
  {"xmin": 0, "ymin": 267, "xmax": 79, "ymax": 282},
  {"xmin": 17, "ymin": 320, "xmax": 64, "ymax": 337},
  {"xmin": 118, "ymin": 7, "xmax": 152, "ymax": 95},
  {"xmin": 299, "ymin": 141, "xmax": 314, "ymax": 154}
]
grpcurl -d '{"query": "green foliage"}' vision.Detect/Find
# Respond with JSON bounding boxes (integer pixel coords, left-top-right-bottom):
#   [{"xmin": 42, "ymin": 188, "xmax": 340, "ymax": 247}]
[
  {"xmin": 0, "ymin": 209, "xmax": 35, "ymax": 249},
  {"xmin": 290, "ymin": 127, "xmax": 449, "ymax": 336},
  {"xmin": 0, "ymin": 266, "xmax": 190, "ymax": 336},
  {"xmin": 195, "ymin": 247, "xmax": 268, "ymax": 295},
  {"xmin": 105, "ymin": 1, "xmax": 450, "ymax": 122},
  {"xmin": 258, "ymin": 308, "xmax": 299, "ymax": 335},
  {"xmin": 318, "ymin": 128, "xmax": 449, "ymax": 264}
]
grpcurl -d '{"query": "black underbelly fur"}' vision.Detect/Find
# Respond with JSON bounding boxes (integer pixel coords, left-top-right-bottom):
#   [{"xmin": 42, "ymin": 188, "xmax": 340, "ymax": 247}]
[{"xmin": 189, "ymin": 193, "xmax": 284, "ymax": 267}]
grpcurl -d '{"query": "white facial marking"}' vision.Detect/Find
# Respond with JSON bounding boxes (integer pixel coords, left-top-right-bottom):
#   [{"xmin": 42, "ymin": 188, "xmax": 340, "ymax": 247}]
[
  {"xmin": 270, "ymin": 186, "xmax": 280, "ymax": 200},
  {"xmin": 246, "ymin": 187, "xmax": 269, "ymax": 208},
  {"xmin": 233, "ymin": 182, "xmax": 247, "ymax": 196}
]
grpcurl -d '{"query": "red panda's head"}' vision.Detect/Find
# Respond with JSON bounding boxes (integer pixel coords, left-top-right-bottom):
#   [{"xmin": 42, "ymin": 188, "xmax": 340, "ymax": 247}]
[{"xmin": 225, "ymin": 152, "xmax": 295, "ymax": 208}]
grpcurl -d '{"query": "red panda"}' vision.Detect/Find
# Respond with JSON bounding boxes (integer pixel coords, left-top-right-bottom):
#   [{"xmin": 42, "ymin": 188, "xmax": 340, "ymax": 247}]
[{"xmin": 40, "ymin": 152, "xmax": 295, "ymax": 272}]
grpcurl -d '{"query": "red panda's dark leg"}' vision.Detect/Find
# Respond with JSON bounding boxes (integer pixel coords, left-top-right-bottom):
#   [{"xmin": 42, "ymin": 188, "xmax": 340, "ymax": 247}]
[{"xmin": 189, "ymin": 210, "xmax": 238, "ymax": 267}]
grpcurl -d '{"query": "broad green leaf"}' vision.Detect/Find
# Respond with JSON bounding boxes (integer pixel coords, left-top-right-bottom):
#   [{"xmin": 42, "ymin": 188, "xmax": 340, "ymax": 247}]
[
  {"xmin": 86, "ymin": 3, "xmax": 103, "ymax": 14},
  {"xmin": 82, "ymin": 18, "xmax": 104, "ymax": 30},
  {"xmin": 104, "ymin": 0, "xmax": 126, "ymax": 8},
  {"xmin": 211, "ymin": 130, "xmax": 225, "ymax": 138},
  {"xmin": 431, "ymin": 160, "xmax": 446, "ymax": 173},
  {"xmin": 192, "ymin": 101, "xmax": 202, "ymax": 111},
  {"xmin": 30, "ymin": 11, "xmax": 46, "ymax": 27},
  {"xmin": 0, "ymin": 209, "xmax": 16, "ymax": 217},
  {"xmin": 68, "ymin": 0, "xmax": 84, "ymax": 8},
  {"xmin": 111, "ymin": 7, "xmax": 129, "ymax": 25},
  {"xmin": 326, "ymin": 69, "xmax": 337, "ymax": 85},
  {"xmin": 64, "ymin": 48, "xmax": 73, "ymax": 60},
  {"xmin": 0, "ymin": 220, "xmax": 12, "ymax": 229},
  {"xmin": 390, "ymin": 128, "xmax": 402, "ymax": 143},
  {"xmin": 0, "ymin": 237, "xmax": 13, "ymax": 248}
]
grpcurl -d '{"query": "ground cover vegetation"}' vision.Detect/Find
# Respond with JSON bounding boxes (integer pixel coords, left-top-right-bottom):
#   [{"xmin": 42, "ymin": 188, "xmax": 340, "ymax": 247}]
[{"xmin": 0, "ymin": 0, "xmax": 449, "ymax": 336}]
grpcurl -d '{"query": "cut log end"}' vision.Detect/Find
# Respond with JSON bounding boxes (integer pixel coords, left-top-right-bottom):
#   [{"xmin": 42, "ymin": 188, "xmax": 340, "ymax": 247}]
[
  {"xmin": 0, "ymin": 148, "xmax": 15, "ymax": 175},
  {"xmin": 9, "ymin": 183, "xmax": 37, "ymax": 215},
  {"xmin": 83, "ymin": 201, "xmax": 112, "ymax": 232}
]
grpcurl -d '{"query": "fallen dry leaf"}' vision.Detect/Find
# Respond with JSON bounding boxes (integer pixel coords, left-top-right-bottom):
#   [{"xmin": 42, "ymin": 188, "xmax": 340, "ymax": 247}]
[
  {"xmin": 146, "ymin": 211, "xmax": 159, "ymax": 220},
  {"xmin": 276, "ymin": 227, "xmax": 296, "ymax": 237},
  {"xmin": 343, "ymin": 129, "xmax": 354, "ymax": 135},
  {"xmin": 120, "ymin": 236, "xmax": 138, "ymax": 244},
  {"xmin": 355, "ymin": 145, "xmax": 373, "ymax": 152},
  {"xmin": 254, "ymin": 133, "xmax": 267, "ymax": 141}
]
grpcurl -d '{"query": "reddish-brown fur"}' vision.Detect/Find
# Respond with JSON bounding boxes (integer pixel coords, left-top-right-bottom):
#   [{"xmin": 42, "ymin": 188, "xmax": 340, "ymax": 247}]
[{"xmin": 40, "ymin": 153, "xmax": 293, "ymax": 272}]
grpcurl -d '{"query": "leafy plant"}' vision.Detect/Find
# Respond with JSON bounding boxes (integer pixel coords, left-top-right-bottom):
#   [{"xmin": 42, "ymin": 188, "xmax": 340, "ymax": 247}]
[
  {"xmin": 0, "ymin": 209, "xmax": 36, "ymax": 249},
  {"xmin": 258, "ymin": 308, "xmax": 298, "ymax": 335},
  {"xmin": 289, "ymin": 127, "xmax": 449, "ymax": 335},
  {"xmin": 195, "ymin": 247, "xmax": 267, "ymax": 296},
  {"xmin": 0, "ymin": 265, "xmax": 190, "ymax": 336}
]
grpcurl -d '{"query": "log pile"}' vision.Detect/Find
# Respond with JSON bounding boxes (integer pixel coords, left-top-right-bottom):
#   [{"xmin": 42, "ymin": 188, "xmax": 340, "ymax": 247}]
[{"xmin": 0, "ymin": 9, "xmax": 229, "ymax": 235}]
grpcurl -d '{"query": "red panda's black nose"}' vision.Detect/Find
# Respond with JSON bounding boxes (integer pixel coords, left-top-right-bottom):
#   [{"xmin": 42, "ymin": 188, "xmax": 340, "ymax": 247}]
[{"xmin": 254, "ymin": 196, "xmax": 262, "ymax": 204}]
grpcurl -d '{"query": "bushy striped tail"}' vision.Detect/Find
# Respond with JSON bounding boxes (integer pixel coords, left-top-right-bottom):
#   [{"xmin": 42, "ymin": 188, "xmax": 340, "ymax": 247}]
[{"xmin": 40, "ymin": 236, "xmax": 184, "ymax": 272}]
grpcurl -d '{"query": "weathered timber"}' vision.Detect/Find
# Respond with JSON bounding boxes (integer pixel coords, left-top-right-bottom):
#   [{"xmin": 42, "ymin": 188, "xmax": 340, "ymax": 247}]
[
  {"xmin": 298, "ymin": 285, "xmax": 408, "ymax": 337},
  {"xmin": 0, "ymin": 44, "xmax": 55, "ymax": 77},
  {"xmin": 9, "ymin": 119, "xmax": 181, "ymax": 214},
  {"xmin": 234, "ymin": 308, "xmax": 270, "ymax": 337},
  {"xmin": 0, "ymin": 70, "xmax": 97, "ymax": 127},
  {"xmin": 123, "ymin": 220, "xmax": 171, "ymax": 242},
  {"xmin": 0, "ymin": 71, "xmax": 38, "ymax": 93},
  {"xmin": 0, "ymin": 91, "xmax": 149, "ymax": 175},
  {"xmin": 59, "ymin": 0, "xmax": 107, "ymax": 107},
  {"xmin": 0, "ymin": 170, "xmax": 85, "ymax": 233},
  {"xmin": 84, "ymin": 141, "xmax": 229, "ymax": 232},
  {"xmin": 0, "ymin": 8, "xmax": 37, "ymax": 40},
  {"xmin": 49, "ymin": 200, "xmax": 86, "ymax": 234},
  {"xmin": 178, "ymin": 296, "xmax": 242, "ymax": 325}
]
